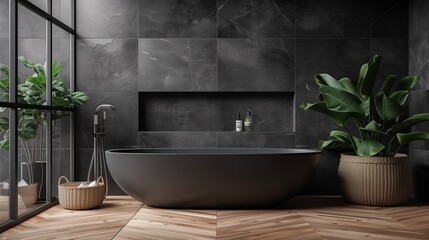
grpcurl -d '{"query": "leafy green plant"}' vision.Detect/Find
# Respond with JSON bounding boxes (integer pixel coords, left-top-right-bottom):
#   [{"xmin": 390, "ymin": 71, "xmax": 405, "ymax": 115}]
[
  {"xmin": 0, "ymin": 56, "xmax": 89, "ymax": 162},
  {"xmin": 300, "ymin": 55, "xmax": 429, "ymax": 157}
]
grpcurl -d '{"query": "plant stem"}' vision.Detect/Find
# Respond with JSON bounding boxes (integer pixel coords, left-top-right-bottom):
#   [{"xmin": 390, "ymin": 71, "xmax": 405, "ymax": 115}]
[
  {"xmin": 384, "ymin": 134, "xmax": 397, "ymax": 157},
  {"xmin": 344, "ymin": 124, "xmax": 358, "ymax": 154}
]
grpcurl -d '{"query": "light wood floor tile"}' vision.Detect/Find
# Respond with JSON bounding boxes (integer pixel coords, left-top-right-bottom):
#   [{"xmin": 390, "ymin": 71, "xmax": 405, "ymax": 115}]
[{"xmin": 1, "ymin": 196, "xmax": 429, "ymax": 240}]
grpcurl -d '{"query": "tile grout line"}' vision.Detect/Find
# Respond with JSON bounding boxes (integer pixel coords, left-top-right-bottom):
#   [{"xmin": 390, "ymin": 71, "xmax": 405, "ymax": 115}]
[{"xmin": 110, "ymin": 203, "xmax": 145, "ymax": 240}]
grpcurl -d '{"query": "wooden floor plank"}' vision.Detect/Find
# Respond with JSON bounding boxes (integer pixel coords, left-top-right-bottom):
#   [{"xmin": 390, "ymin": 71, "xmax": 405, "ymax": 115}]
[{"xmin": 1, "ymin": 196, "xmax": 429, "ymax": 240}]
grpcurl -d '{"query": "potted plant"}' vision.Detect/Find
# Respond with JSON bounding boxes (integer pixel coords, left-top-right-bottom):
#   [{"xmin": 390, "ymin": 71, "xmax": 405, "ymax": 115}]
[
  {"xmin": 0, "ymin": 56, "xmax": 88, "ymax": 201},
  {"xmin": 301, "ymin": 55, "xmax": 429, "ymax": 206}
]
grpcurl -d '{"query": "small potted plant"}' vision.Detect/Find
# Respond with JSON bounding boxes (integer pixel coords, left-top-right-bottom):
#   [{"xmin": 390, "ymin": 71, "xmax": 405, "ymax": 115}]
[
  {"xmin": 301, "ymin": 55, "xmax": 429, "ymax": 206},
  {"xmin": 0, "ymin": 56, "xmax": 89, "ymax": 202}
]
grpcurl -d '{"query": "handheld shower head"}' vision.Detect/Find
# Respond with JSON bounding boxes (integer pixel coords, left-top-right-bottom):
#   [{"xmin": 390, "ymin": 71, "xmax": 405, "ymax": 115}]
[{"xmin": 95, "ymin": 104, "xmax": 115, "ymax": 114}]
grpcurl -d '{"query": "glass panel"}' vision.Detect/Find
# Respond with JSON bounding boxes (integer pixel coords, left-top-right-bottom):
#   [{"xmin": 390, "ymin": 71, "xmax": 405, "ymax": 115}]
[
  {"xmin": 27, "ymin": 0, "xmax": 47, "ymax": 12},
  {"xmin": 0, "ymin": 0, "xmax": 9, "ymax": 103},
  {"xmin": 18, "ymin": 108, "xmax": 46, "ymax": 216},
  {"xmin": 0, "ymin": 108, "xmax": 10, "ymax": 223},
  {"xmin": 52, "ymin": 25, "xmax": 71, "ymax": 107},
  {"xmin": 52, "ymin": 110, "xmax": 70, "ymax": 197},
  {"xmin": 18, "ymin": 5, "xmax": 46, "ymax": 106},
  {"xmin": 53, "ymin": 0, "xmax": 72, "ymax": 28}
]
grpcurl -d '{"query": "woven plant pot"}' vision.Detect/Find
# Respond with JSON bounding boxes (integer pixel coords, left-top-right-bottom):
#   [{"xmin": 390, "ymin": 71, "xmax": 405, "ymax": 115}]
[
  {"xmin": 338, "ymin": 153, "xmax": 411, "ymax": 206},
  {"xmin": 58, "ymin": 176, "xmax": 105, "ymax": 210},
  {"xmin": 0, "ymin": 183, "xmax": 38, "ymax": 207}
]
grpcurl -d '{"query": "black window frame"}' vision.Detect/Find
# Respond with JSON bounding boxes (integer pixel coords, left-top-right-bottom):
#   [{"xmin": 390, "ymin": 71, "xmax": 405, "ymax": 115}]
[{"xmin": 0, "ymin": 0, "xmax": 76, "ymax": 231}]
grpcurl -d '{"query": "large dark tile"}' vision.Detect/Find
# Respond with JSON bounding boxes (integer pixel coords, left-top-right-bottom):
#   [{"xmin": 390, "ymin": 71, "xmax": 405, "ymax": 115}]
[
  {"xmin": 139, "ymin": 0, "xmax": 216, "ymax": 38},
  {"xmin": 76, "ymin": 39, "xmax": 138, "ymax": 92},
  {"xmin": 139, "ymin": 132, "xmax": 217, "ymax": 148},
  {"xmin": 218, "ymin": 38, "xmax": 294, "ymax": 91},
  {"xmin": 296, "ymin": 0, "xmax": 370, "ymax": 38},
  {"xmin": 409, "ymin": 90, "xmax": 429, "ymax": 151},
  {"xmin": 295, "ymin": 93, "xmax": 343, "ymax": 148},
  {"xmin": 370, "ymin": 38, "xmax": 408, "ymax": 91},
  {"xmin": 0, "ymin": 0, "xmax": 8, "ymax": 38},
  {"xmin": 52, "ymin": 149, "xmax": 71, "ymax": 196},
  {"xmin": 138, "ymin": 38, "xmax": 217, "ymax": 91},
  {"xmin": 409, "ymin": 149, "xmax": 429, "ymax": 200},
  {"xmin": 139, "ymin": 92, "xmax": 294, "ymax": 131},
  {"xmin": 217, "ymin": 132, "xmax": 295, "ymax": 148},
  {"xmin": 296, "ymin": 39, "xmax": 369, "ymax": 92},
  {"xmin": 370, "ymin": 0, "xmax": 408, "ymax": 38},
  {"xmin": 218, "ymin": 0, "xmax": 295, "ymax": 38},
  {"xmin": 410, "ymin": 0, "xmax": 429, "ymax": 90},
  {"xmin": 76, "ymin": 0, "xmax": 138, "ymax": 38},
  {"xmin": 76, "ymin": 92, "xmax": 139, "ymax": 149}
]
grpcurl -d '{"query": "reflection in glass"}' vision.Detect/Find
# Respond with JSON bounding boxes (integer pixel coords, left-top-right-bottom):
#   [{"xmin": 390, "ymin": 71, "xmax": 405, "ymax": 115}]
[
  {"xmin": 18, "ymin": 5, "xmax": 47, "ymax": 106},
  {"xmin": 18, "ymin": 108, "xmax": 46, "ymax": 216},
  {"xmin": 52, "ymin": 25, "xmax": 72, "ymax": 107},
  {"xmin": 0, "ymin": 108, "xmax": 9, "ymax": 222},
  {"xmin": 53, "ymin": 0, "xmax": 72, "ymax": 27},
  {"xmin": 52, "ymin": 111, "xmax": 71, "ymax": 196}
]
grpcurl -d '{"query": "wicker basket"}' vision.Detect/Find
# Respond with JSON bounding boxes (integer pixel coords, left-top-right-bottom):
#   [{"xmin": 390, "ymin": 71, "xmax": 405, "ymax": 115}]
[
  {"xmin": 58, "ymin": 176, "xmax": 105, "ymax": 210},
  {"xmin": 0, "ymin": 183, "xmax": 38, "ymax": 207}
]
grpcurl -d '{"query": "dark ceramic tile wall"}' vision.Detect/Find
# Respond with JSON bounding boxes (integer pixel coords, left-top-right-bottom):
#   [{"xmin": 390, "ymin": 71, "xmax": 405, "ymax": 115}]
[
  {"xmin": 72, "ymin": 0, "xmax": 409, "ymax": 195},
  {"xmin": 139, "ymin": 0, "xmax": 217, "ymax": 38},
  {"xmin": 138, "ymin": 38, "xmax": 217, "ymax": 91},
  {"xmin": 410, "ymin": 0, "xmax": 429, "ymax": 91},
  {"xmin": 218, "ymin": 38, "xmax": 294, "ymax": 91},
  {"xmin": 218, "ymin": 0, "xmax": 295, "ymax": 38}
]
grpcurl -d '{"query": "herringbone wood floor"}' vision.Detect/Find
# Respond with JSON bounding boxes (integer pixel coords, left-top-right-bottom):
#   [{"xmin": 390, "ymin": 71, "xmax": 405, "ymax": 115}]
[{"xmin": 1, "ymin": 196, "xmax": 429, "ymax": 240}]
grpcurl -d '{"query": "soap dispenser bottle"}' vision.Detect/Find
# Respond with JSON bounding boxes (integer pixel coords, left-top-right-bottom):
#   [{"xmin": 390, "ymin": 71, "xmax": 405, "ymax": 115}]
[
  {"xmin": 235, "ymin": 112, "xmax": 243, "ymax": 132},
  {"xmin": 244, "ymin": 110, "xmax": 253, "ymax": 131}
]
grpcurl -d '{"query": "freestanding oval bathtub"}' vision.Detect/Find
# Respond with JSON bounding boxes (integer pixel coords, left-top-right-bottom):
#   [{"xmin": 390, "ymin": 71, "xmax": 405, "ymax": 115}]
[{"xmin": 105, "ymin": 148, "xmax": 321, "ymax": 208}]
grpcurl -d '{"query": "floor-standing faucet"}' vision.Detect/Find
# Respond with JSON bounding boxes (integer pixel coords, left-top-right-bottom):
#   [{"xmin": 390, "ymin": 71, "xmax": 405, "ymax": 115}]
[{"xmin": 87, "ymin": 104, "xmax": 115, "ymax": 196}]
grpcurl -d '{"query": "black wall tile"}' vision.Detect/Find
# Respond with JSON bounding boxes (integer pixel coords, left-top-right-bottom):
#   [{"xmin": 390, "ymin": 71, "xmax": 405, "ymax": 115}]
[
  {"xmin": 138, "ymin": 38, "xmax": 217, "ymax": 91},
  {"xmin": 218, "ymin": 0, "xmax": 295, "ymax": 38},
  {"xmin": 76, "ymin": 92, "xmax": 139, "ymax": 149},
  {"xmin": 139, "ymin": 132, "xmax": 217, "ymax": 148},
  {"xmin": 217, "ymin": 132, "xmax": 295, "ymax": 148},
  {"xmin": 76, "ymin": 0, "xmax": 138, "ymax": 38},
  {"xmin": 410, "ymin": 0, "xmax": 429, "ymax": 90},
  {"xmin": 139, "ymin": 0, "xmax": 216, "ymax": 38},
  {"xmin": 370, "ymin": 0, "xmax": 408, "ymax": 38},
  {"xmin": 296, "ymin": 0, "xmax": 370, "ymax": 38},
  {"xmin": 76, "ymin": 39, "xmax": 138, "ymax": 92},
  {"xmin": 409, "ymin": 90, "xmax": 429, "ymax": 151},
  {"xmin": 218, "ymin": 38, "xmax": 295, "ymax": 91},
  {"xmin": 370, "ymin": 38, "xmax": 409, "ymax": 91}
]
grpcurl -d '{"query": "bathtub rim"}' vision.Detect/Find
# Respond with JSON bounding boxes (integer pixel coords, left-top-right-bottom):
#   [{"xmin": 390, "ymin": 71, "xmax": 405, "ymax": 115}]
[{"xmin": 105, "ymin": 148, "xmax": 321, "ymax": 156}]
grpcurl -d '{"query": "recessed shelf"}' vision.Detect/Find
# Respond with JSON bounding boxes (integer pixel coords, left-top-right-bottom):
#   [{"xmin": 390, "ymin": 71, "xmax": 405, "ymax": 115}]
[{"xmin": 139, "ymin": 91, "xmax": 294, "ymax": 132}]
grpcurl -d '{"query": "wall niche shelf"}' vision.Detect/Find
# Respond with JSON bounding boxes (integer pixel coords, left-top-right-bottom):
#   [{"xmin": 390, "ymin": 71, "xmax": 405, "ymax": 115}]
[{"xmin": 139, "ymin": 91, "xmax": 294, "ymax": 132}]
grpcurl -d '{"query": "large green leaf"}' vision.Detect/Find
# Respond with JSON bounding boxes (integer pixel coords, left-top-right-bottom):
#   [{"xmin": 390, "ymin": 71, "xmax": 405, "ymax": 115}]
[
  {"xmin": 300, "ymin": 102, "xmax": 349, "ymax": 126},
  {"xmin": 319, "ymin": 85, "xmax": 364, "ymax": 115},
  {"xmin": 338, "ymin": 77, "xmax": 358, "ymax": 96},
  {"xmin": 356, "ymin": 140, "xmax": 385, "ymax": 157},
  {"xmin": 397, "ymin": 76, "xmax": 419, "ymax": 91},
  {"xmin": 374, "ymin": 92, "xmax": 403, "ymax": 121},
  {"xmin": 359, "ymin": 120, "xmax": 387, "ymax": 134},
  {"xmin": 357, "ymin": 55, "xmax": 381, "ymax": 98},
  {"xmin": 319, "ymin": 139, "xmax": 344, "ymax": 149},
  {"xmin": 380, "ymin": 75, "xmax": 396, "ymax": 96},
  {"xmin": 397, "ymin": 132, "xmax": 429, "ymax": 146},
  {"xmin": 315, "ymin": 74, "xmax": 345, "ymax": 89},
  {"xmin": 330, "ymin": 130, "xmax": 351, "ymax": 143},
  {"xmin": 360, "ymin": 98, "xmax": 370, "ymax": 116},
  {"xmin": 391, "ymin": 113, "xmax": 429, "ymax": 133},
  {"xmin": 390, "ymin": 90, "xmax": 409, "ymax": 106}
]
